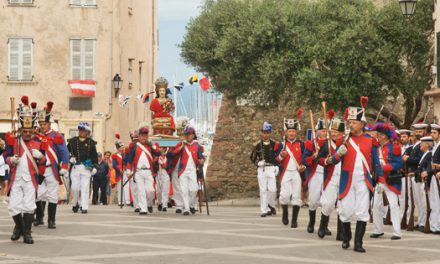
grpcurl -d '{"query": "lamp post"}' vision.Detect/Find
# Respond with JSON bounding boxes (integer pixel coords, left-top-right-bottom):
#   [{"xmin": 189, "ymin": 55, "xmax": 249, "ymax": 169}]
[
  {"xmin": 399, "ymin": 0, "xmax": 417, "ymax": 18},
  {"xmin": 113, "ymin": 74, "xmax": 123, "ymax": 97}
]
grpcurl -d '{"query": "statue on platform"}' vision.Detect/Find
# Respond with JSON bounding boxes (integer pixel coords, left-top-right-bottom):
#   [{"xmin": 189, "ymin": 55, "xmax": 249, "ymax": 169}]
[{"xmin": 150, "ymin": 77, "xmax": 175, "ymax": 135}]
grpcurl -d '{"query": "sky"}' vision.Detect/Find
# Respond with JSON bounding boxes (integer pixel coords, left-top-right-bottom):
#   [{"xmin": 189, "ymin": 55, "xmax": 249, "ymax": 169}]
[{"xmin": 158, "ymin": 0, "xmax": 203, "ymax": 82}]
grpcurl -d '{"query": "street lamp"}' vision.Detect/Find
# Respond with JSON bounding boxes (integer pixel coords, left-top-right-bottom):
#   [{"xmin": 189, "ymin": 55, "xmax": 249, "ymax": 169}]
[
  {"xmin": 113, "ymin": 73, "xmax": 123, "ymax": 97},
  {"xmin": 399, "ymin": 0, "xmax": 417, "ymax": 18}
]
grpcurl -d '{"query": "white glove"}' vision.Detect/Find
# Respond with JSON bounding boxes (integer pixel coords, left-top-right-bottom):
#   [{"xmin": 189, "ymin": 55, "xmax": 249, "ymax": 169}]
[
  {"xmin": 337, "ymin": 145, "xmax": 347, "ymax": 156},
  {"xmin": 325, "ymin": 156, "xmax": 333, "ymax": 165},
  {"xmin": 69, "ymin": 157, "xmax": 77, "ymax": 164},
  {"xmin": 91, "ymin": 168, "xmax": 97, "ymax": 176},
  {"xmin": 125, "ymin": 169, "xmax": 132, "ymax": 175},
  {"xmin": 257, "ymin": 160, "xmax": 265, "ymax": 167},
  {"xmin": 11, "ymin": 155, "xmax": 20, "ymax": 165},
  {"xmin": 31, "ymin": 149, "xmax": 43, "ymax": 160},
  {"xmin": 376, "ymin": 183, "xmax": 384, "ymax": 194},
  {"xmin": 60, "ymin": 168, "xmax": 69, "ymax": 178}
]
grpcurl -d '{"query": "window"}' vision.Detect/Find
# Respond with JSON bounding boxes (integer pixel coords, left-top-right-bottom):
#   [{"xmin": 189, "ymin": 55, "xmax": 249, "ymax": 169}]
[
  {"xmin": 70, "ymin": 0, "xmax": 96, "ymax": 7},
  {"xmin": 70, "ymin": 39, "xmax": 96, "ymax": 80},
  {"xmin": 8, "ymin": 38, "xmax": 33, "ymax": 81},
  {"xmin": 69, "ymin": 97, "xmax": 92, "ymax": 111},
  {"xmin": 9, "ymin": 0, "xmax": 33, "ymax": 4}
]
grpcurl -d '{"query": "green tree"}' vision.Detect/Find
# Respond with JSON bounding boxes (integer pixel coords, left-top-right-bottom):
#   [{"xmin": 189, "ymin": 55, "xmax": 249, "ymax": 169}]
[{"xmin": 180, "ymin": 0, "xmax": 434, "ymax": 127}]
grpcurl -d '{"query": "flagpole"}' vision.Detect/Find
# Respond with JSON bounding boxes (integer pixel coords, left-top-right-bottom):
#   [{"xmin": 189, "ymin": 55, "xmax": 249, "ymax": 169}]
[{"xmin": 173, "ymin": 73, "xmax": 177, "ymax": 119}]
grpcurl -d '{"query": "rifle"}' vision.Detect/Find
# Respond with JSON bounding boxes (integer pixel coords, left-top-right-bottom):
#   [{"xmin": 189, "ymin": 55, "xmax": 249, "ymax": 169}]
[
  {"xmin": 375, "ymin": 105, "xmax": 384, "ymax": 123},
  {"xmin": 321, "ymin": 102, "xmax": 331, "ymax": 152},
  {"xmin": 424, "ymin": 176, "xmax": 431, "ymax": 234},
  {"xmin": 197, "ymin": 179, "xmax": 203, "ymax": 214},
  {"xmin": 383, "ymin": 192, "xmax": 391, "ymax": 225},
  {"xmin": 309, "ymin": 111, "xmax": 318, "ymax": 149},
  {"xmin": 370, "ymin": 164, "xmax": 378, "ymax": 223},
  {"xmin": 407, "ymin": 172, "xmax": 415, "ymax": 231},
  {"xmin": 197, "ymin": 165, "xmax": 209, "ymax": 216},
  {"xmin": 401, "ymin": 164, "xmax": 409, "ymax": 229}
]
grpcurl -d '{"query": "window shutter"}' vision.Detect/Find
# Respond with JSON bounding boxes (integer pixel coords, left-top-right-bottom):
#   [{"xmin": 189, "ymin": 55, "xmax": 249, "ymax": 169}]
[
  {"xmin": 8, "ymin": 39, "xmax": 20, "ymax": 81},
  {"xmin": 21, "ymin": 39, "xmax": 33, "ymax": 81},
  {"xmin": 70, "ymin": 0, "xmax": 81, "ymax": 6},
  {"xmin": 9, "ymin": 0, "xmax": 20, "ymax": 4},
  {"xmin": 70, "ymin": 39, "xmax": 82, "ymax": 80},
  {"xmin": 22, "ymin": 0, "xmax": 33, "ymax": 3},
  {"xmin": 83, "ymin": 39, "xmax": 95, "ymax": 80}
]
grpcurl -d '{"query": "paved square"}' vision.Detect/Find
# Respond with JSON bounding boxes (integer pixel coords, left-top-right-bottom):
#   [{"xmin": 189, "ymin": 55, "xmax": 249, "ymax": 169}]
[{"xmin": 0, "ymin": 204, "xmax": 437, "ymax": 264}]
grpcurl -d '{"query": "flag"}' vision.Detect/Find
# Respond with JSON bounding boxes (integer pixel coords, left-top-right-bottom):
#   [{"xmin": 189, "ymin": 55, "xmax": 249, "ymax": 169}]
[
  {"xmin": 189, "ymin": 74, "xmax": 198, "ymax": 85},
  {"xmin": 174, "ymin": 82, "xmax": 184, "ymax": 91},
  {"xmin": 118, "ymin": 95, "xmax": 131, "ymax": 107},
  {"xmin": 199, "ymin": 77, "xmax": 210, "ymax": 91},
  {"xmin": 68, "ymin": 80, "xmax": 96, "ymax": 97},
  {"xmin": 136, "ymin": 92, "xmax": 153, "ymax": 103}
]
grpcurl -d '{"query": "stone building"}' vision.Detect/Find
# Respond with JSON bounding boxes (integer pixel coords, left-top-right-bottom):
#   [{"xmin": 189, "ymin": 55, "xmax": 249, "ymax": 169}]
[
  {"xmin": 0, "ymin": 0, "xmax": 158, "ymax": 152},
  {"xmin": 426, "ymin": 1, "xmax": 440, "ymax": 119}
]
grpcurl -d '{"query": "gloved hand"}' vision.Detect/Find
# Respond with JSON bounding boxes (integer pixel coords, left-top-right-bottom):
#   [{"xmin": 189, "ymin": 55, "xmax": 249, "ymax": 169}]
[
  {"xmin": 31, "ymin": 149, "xmax": 43, "ymax": 160},
  {"xmin": 60, "ymin": 168, "xmax": 69, "ymax": 178},
  {"xmin": 337, "ymin": 145, "xmax": 347, "ymax": 157},
  {"xmin": 325, "ymin": 156, "xmax": 333, "ymax": 165},
  {"xmin": 376, "ymin": 183, "xmax": 384, "ymax": 194},
  {"xmin": 125, "ymin": 169, "xmax": 132, "ymax": 178},
  {"xmin": 257, "ymin": 160, "xmax": 265, "ymax": 167},
  {"xmin": 11, "ymin": 155, "xmax": 20, "ymax": 166},
  {"xmin": 69, "ymin": 157, "xmax": 77, "ymax": 164},
  {"xmin": 91, "ymin": 168, "xmax": 97, "ymax": 176}
]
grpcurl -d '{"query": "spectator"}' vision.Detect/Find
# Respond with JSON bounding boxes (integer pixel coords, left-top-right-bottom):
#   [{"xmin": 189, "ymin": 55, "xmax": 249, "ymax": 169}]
[
  {"xmin": 104, "ymin": 151, "xmax": 113, "ymax": 204},
  {"xmin": 0, "ymin": 138, "xmax": 9, "ymax": 205},
  {"xmin": 92, "ymin": 152, "xmax": 109, "ymax": 205}
]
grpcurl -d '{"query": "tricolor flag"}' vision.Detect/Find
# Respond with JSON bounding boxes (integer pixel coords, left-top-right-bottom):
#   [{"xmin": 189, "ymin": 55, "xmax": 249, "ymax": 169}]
[{"xmin": 68, "ymin": 80, "xmax": 96, "ymax": 97}]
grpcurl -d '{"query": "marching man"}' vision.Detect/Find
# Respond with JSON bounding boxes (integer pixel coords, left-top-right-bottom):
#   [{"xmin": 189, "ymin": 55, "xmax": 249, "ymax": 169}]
[
  {"xmin": 35, "ymin": 101, "xmax": 69, "ymax": 229},
  {"xmin": 171, "ymin": 126, "xmax": 205, "ymax": 216},
  {"xmin": 303, "ymin": 116, "xmax": 326, "ymax": 233},
  {"xmin": 112, "ymin": 134, "xmax": 130, "ymax": 207},
  {"xmin": 67, "ymin": 122, "xmax": 98, "ymax": 214},
  {"xmin": 316, "ymin": 113, "xmax": 345, "ymax": 239},
  {"xmin": 398, "ymin": 129, "xmax": 413, "ymax": 224},
  {"xmin": 128, "ymin": 130, "xmax": 140, "ymax": 212},
  {"xmin": 277, "ymin": 112, "xmax": 305, "ymax": 227},
  {"xmin": 326, "ymin": 97, "xmax": 383, "ymax": 253},
  {"xmin": 427, "ymin": 124, "xmax": 440, "ymax": 234},
  {"xmin": 250, "ymin": 122, "xmax": 283, "ymax": 217},
  {"xmin": 4, "ymin": 96, "xmax": 47, "ymax": 244},
  {"xmin": 125, "ymin": 124, "xmax": 161, "ymax": 215},
  {"xmin": 169, "ymin": 145, "xmax": 184, "ymax": 213},
  {"xmin": 370, "ymin": 123, "xmax": 403, "ymax": 240}
]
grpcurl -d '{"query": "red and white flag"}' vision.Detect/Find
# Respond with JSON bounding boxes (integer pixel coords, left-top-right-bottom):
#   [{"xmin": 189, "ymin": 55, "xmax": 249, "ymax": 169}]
[{"xmin": 68, "ymin": 80, "xmax": 96, "ymax": 97}]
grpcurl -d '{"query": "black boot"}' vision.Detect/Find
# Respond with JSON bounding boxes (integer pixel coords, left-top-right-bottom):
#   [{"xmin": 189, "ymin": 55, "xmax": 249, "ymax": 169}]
[
  {"xmin": 158, "ymin": 204, "xmax": 163, "ymax": 211},
  {"xmin": 341, "ymin": 222, "xmax": 351, "ymax": 249},
  {"xmin": 291, "ymin": 206, "xmax": 300, "ymax": 228},
  {"xmin": 72, "ymin": 204, "xmax": 79, "ymax": 213},
  {"xmin": 268, "ymin": 205, "xmax": 276, "ymax": 215},
  {"xmin": 41, "ymin": 201, "xmax": 46, "ymax": 224},
  {"xmin": 11, "ymin": 214, "xmax": 23, "ymax": 241},
  {"xmin": 307, "ymin": 210, "xmax": 316, "ymax": 233},
  {"xmin": 318, "ymin": 213, "xmax": 329, "ymax": 238},
  {"xmin": 23, "ymin": 213, "xmax": 34, "ymax": 244},
  {"xmin": 48, "ymin": 203, "xmax": 57, "ymax": 229},
  {"xmin": 33, "ymin": 201, "xmax": 42, "ymax": 226},
  {"xmin": 354, "ymin": 221, "xmax": 367, "ymax": 253},
  {"xmin": 281, "ymin": 205, "xmax": 289, "ymax": 226},
  {"xmin": 336, "ymin": 216, "xmax": 343, "ymax": 241}
]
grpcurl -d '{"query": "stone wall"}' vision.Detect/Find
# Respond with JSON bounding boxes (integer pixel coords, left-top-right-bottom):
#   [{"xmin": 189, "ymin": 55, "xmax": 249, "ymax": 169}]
[{"xmin": 205, "ymin": 97, "xmax": 297, "ymax": 200}]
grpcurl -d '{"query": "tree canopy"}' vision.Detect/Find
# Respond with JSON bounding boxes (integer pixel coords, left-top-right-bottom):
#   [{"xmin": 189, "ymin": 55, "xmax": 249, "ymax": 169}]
[{"xmin": 180, "ymin": 0, "xmax": 434, "ymax": 127}]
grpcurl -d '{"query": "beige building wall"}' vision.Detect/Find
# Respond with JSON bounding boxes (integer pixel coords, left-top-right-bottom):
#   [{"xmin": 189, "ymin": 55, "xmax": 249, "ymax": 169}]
[
  {"xmin": 426, "ymin": 1, "xmax": 440, "ymax": 120},
  {"xmin": 0, "ymin": 0, "xmax": 157, "ymax": 152}
]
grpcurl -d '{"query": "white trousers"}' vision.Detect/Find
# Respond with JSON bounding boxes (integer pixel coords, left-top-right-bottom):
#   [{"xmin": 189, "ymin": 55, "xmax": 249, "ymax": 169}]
[
  {"xmin": 117, "ymin": 173, "xmax": 131, "ymax": 205},
  {"xmin": 37, "ymin": 168, "xmax": 59, "ymax": 204},
  {"xmin": 398, "ymin": 176, "xmax": 412, "ymax": 223},
  {"xmin": 131, "ymin": 177, "xmax": 138, "ymax": 209},
  {"xmin": 71, "ymin": 164, "xmax": 91, "ymax": 210},
  {"xmin": 373, "ymin": 185, "xmax": 401, "ymax": 237},
  {"xmin": 8, "ymin": 178, "xmax": 36, "ymax": 216},
  {"xmin": 429, "ymin": 177, "xmax": 440, "ymax": 232},
  {"xmin": 411, "ymin": 178, "xmax": 427, "ymax": 226},
  {"xmin": 157, "ymin": 169, "xmax": 170, "ymax": 206},
  {"xmin": 320, "ymin": 174, "xmax": 340, "ymax": 216},
  {"xmin": 172, "ymin": 168, "xmax": 184, "ymax": 209},
  {"xmin": 339, "ymin": 173, "xmax": 370, "ymax": 223},
  {"xmin": 179, "ymin": 169, "xmax": 198, "ymax": 212},
  {"xmin": 257, "ymin": 166, "xmax": 277, "ymax": 214},
  {"xmin": 308, "ymin": 172, "xmax": 323, "ymax": 211},
  {"xmin": 135, "ymin": 170, "xmax": 154, "ymax": 213},
  {"xmin": 279, "ymin": 170, "xmax": 302, "ymax": 206}
]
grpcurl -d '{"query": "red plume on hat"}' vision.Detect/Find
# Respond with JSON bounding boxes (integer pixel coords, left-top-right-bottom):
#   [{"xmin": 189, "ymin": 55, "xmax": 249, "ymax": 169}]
[
  {"xmin": 328, "ymin": 109, "xmax": 335, "ymax": 120},
  {"xmin": 21, "ymin": 96, "xmax": 29, "ymax": 106},
  {"xmin": 344, "ymin": 108, "xmax": 349, "ymax": 121},
  {"xmin": 31, "ymin": 102, "xmax": 37, "ymax": 109},
  {"xmin": 46, "ymin": 101, "xmax": 54, "ymax": 112},
  {"xmin": 296, "ymin": 108, "xmax": 303, "ymax": 120},
  {"xmin": 360, "ymin": 96, "xmax": 368, "ymax": 108},
  {"xmin": 115, "ymin": 133, "xmax": 121, "ymax": 140}
]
